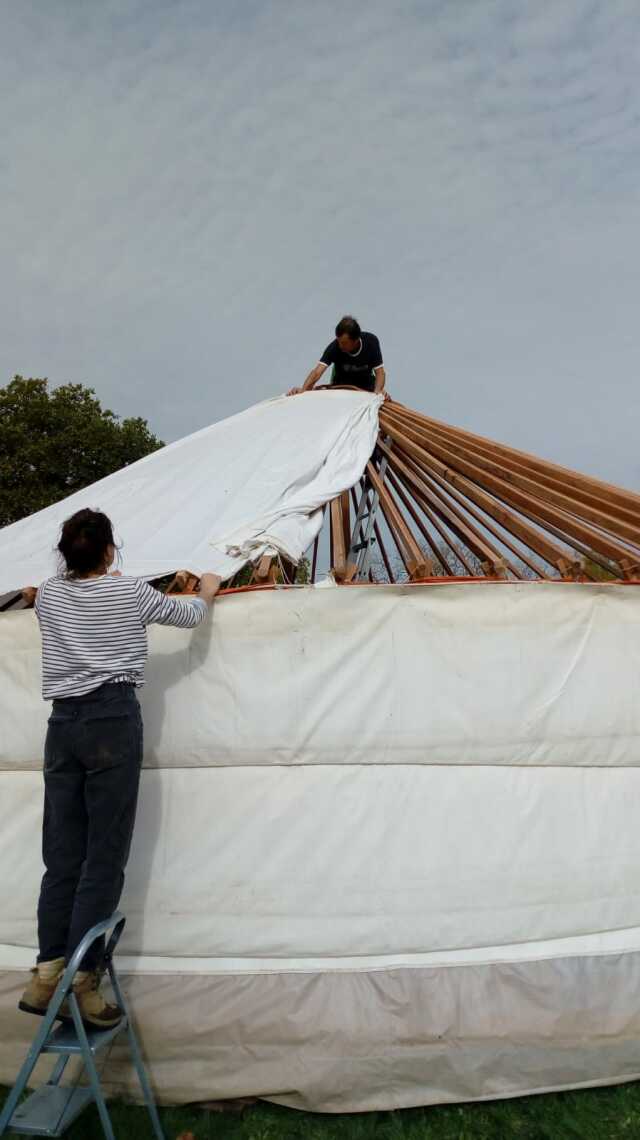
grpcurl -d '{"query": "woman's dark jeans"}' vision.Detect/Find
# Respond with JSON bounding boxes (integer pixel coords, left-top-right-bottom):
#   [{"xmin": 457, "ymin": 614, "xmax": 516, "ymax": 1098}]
[{"xmin": 37, "ymin": 682, "xmax": 143, "ymax": 971}]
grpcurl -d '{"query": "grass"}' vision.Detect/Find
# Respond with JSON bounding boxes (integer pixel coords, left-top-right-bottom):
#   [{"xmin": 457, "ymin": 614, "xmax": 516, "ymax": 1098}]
[{"xmin": 4, "ymin": 1082, "xmax": 640, "ymax": 1139}]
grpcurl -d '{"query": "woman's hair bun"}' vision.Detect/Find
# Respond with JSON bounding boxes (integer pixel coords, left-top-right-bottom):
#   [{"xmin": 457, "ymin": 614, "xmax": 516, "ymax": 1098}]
[{"xmin": 58, "ymin": 509, "xmax": 116, "ymax": 576}]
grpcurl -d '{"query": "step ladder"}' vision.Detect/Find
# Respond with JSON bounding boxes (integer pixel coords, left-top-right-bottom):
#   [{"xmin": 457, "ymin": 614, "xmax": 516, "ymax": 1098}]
[
  {"xmin": 0, "ymin": 912, "xmax": 165, "ymax": 1140},
  {"xmin": 347, "ymin": 437, "xmax": 392, "ymax": 578}
]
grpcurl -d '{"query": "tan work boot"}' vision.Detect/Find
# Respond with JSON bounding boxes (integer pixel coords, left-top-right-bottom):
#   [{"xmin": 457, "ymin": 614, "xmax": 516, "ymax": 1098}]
[
  {"xmin": 18, "ymin": 958, "xmax": 65, "ymax": 1017},
  {"xmin": 60, "ymin": 970, "xmax": 123, "ymax": 1030}
]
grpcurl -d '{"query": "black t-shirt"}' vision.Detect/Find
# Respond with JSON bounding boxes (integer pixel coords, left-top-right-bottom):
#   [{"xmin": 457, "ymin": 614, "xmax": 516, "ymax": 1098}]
[{"xmin": 319, "ymin": 331, "xmax": 383, "ymax": 392}]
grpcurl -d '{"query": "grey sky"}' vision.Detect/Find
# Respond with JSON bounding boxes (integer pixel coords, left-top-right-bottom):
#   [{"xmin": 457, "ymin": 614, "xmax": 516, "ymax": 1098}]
[{"xmin": 2, "ymin": 0, "xmax": 639, "ymax": 490}]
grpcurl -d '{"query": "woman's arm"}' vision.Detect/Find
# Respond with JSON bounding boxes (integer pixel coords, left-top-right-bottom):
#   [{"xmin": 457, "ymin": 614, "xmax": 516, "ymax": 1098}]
[{"xmin": 136, "ymin": 575, "xmax": 221, "ymax": 628}]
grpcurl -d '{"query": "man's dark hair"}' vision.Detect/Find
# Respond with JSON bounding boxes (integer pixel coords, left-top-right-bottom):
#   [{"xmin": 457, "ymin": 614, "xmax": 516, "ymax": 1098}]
[
  {"xmin": 335, "ymin": 315, "xmax": 361, "ymax": 340},
  {"xmin": 58, "ymin": 508, "xmax": 116, "ymax": 577}
]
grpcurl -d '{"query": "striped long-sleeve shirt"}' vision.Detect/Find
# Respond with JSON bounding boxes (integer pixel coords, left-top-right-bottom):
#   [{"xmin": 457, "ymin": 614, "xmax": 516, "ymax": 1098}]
[{"xmin": 35, "ymin": 574, "xmax": 209, "ymax": 700}]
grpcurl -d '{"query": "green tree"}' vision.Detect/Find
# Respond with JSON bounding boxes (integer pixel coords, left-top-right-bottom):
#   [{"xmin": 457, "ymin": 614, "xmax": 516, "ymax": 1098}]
[
  {"xmin": 0, "ymin": 376, "xmax": 163, "ymax": 527},
  {"xmin": 583, "ymin": 555, "xmax": 617, "ymax": 582},
  {"xmin": 228, "ymin": 554, "xmax": 311, "ymax": 589}
]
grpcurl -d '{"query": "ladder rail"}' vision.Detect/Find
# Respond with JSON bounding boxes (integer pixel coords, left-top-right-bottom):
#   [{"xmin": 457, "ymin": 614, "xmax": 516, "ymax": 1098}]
[
  {"xmin": 68, "ymin": 995, "xmax": 116, "ymax": 1140},
  {"xmin": 108, "ymin": 964, "xmax": 165, "ymax": 1140}
]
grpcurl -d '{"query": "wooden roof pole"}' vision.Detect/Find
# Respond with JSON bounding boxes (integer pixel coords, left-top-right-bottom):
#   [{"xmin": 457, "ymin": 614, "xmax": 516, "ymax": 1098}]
[
  {"xmin": 378, "ymin": 436, "xmax": 575, "ymax": 577},
  {"xmin": 387, "ymin": 400, "xmax": 640, "ymax": 515},
  {"xmin": 402, "ymin": 468, "xmax": 515, "ymax": 577},
  {"xmin": 392, "ymin": 412, "xmax": 638, "ymax": 549},
  {"xmin": 379, "ymin": 419, "xmax": 635, "ymax": 572},
  {"xmin": 383, "ymin": 406, "xmax": 640, "ymax": 547},
  {"xmin": 406, "ymin": 465, "xmax": 534, "ymax": 580},
  {"xmin": 372, "ymin": 518, "xmax": 397, "ymax": 583},
  {"xmin": 390, "ymin": 443, "xmax": 602, "ymax": 582},
  {"xmin": 385, "ymin": 468, "xmax": 452, "ymax": 575},
  {"xmin": 515, "ymin": 498, "xmax": 638, "ymax": 580},
  {"xmin": 330, "ymin": 496, "xmax": 357, "ymax": 581},
  {"xmin": 383, "ymin": 449, "xmax": 512, "ymax": 577},
  {"xmin": 254, "ymin": 555, "xmax": 278, "ymax": 584},
  {"xmin": 410, "ymin": 461, "xmax": 549, "ymax": 579},
  {"xmin": 373, "ymin": 492, "xmax": 418, "ymax": 579},
  {"xmin": 386, "ymin": 439, "xmax": 572, "ymax": 578},
  {"xmin": 391, "ymin": 406, "xmax": 640, "ymax": 536},
  {"xmin": 382, "ymin": 459, "xmax": 475, "ymax": 575},
  {"xmin": 366, "ymin": 462, "xmax": 429, "ymax": 579}
]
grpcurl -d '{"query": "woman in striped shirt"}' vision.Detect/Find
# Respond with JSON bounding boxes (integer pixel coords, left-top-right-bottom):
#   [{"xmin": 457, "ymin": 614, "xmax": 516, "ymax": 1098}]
[{"xmin": 19, "ymin": 508, "xmax": 221, "ymax": 1029}]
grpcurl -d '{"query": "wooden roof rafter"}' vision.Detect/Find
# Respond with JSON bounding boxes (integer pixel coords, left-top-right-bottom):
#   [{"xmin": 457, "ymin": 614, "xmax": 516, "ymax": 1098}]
[{"xmin": 319, "ymin": 396, "xmax": 640, "ymax": 585}]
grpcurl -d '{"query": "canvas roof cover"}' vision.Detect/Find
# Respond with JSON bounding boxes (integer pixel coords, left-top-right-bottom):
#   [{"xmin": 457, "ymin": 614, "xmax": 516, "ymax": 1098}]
[{"xmin": 0, "ymin": 390, "xmax": 381, "ymax": 594}]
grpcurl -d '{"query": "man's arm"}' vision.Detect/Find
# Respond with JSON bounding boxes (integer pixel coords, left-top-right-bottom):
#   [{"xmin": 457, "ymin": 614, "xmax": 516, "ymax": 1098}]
[
  {"xmin": 287, "ymin": 362, "xmax": 328, "ymax": 397},
  {"xmin": 373, "ymin": 366, "xmax": 386, "ymax": 395}
]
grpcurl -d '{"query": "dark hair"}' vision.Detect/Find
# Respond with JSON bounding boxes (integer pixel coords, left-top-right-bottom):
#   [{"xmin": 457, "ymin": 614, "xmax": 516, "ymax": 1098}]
[
  {"xmin": 335, "ymin": 315, "xmax": 361, "ymax": 340},
  {"xmin": 58, "ymin": 509, "xmax": 116, "ymax": 577}
]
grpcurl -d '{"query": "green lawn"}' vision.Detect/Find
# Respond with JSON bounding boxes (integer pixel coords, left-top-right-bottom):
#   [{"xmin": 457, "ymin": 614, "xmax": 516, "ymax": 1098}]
[{"xmin": 4, "ymin": 1082, "xmax": 640, "ymax": 1139}]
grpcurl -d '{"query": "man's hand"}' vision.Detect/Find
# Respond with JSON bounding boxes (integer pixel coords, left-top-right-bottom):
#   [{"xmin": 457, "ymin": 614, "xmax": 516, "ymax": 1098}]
[
  {"xmin": 199, "ymin": 573, "xmax": 222, "ymax": 605},
  {"xmin": 373, "ymin": 365, "xmax": 386, "ymax": 396},
  {"xmin": 287, "ymin": 362, "xmax": 328, "ymax": 397}
]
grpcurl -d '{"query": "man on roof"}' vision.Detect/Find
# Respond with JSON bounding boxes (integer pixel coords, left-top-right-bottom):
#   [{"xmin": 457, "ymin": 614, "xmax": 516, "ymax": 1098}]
[{"xmin": 287, "ymin": 316, "xmax": 386, "ymax": 397}]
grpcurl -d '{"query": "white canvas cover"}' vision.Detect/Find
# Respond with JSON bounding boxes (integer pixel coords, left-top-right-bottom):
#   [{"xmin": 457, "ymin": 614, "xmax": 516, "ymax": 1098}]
[
  {"xmin": 1, "ymin": 581, "xmax": 640, "ymax": 1110},
  {"xmin": 0, "ymin": 391, "xmax": 381, "ymax": 594}
]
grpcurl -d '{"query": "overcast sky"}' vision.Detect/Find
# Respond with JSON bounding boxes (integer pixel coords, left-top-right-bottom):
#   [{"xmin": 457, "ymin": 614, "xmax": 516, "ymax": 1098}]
[{"xmin": 2, "ymin": 0, "xmax": 639, "ymax": 490}]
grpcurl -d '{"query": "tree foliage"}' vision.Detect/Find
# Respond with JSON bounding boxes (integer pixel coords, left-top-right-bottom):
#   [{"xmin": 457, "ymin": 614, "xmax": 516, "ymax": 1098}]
[
  {"xmin": 228, "ymin": 555, "xmax": 311, "ymax": 589},
  {"xmin": 0, "ymin": 376, "xmax": 163, "ymax": 528}
]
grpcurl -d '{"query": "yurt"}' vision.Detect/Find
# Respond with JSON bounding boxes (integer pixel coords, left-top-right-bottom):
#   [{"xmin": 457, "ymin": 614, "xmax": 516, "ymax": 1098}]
[{"xmin": 1, "ymin": 389, "xmax": 639, "ymax": 1111}]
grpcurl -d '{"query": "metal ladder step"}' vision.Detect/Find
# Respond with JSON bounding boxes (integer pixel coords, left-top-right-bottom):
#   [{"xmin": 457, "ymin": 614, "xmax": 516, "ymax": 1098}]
[
  {"xmin": 8, "ymin": 1085, "xmax": 94, "ymax": 1137},
  {"xmin": 42, "ymin": 1019, "xmax": 125, "ymax": 1057},
  {"xmin": 350, "ymin": 538, "xmax": 378, "ymax": 553}
]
